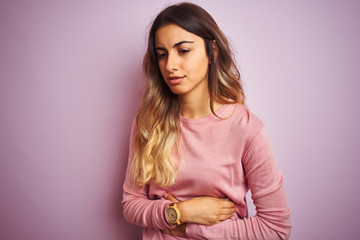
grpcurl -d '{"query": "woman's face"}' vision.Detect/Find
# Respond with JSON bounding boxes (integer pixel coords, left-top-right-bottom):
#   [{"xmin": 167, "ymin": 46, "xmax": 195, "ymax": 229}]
[{"xmin": 155, "ymin": 24, "xmax": 210, "ymax": 97}]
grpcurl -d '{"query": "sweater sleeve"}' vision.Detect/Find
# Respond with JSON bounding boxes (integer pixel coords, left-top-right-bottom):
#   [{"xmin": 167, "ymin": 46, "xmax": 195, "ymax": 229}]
[
  {"xmin": 121, "ymin": 120, "xmax": 173, "ymax": 230},
  {"xmin": 186, "ymin": 127, "xmax": 292, "ymax": 240}
]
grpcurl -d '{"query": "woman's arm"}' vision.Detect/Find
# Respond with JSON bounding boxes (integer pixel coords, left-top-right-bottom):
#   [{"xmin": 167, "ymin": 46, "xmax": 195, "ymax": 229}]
[
  {"xmin": 122, "ymin": 182, "xmax": 173, "ymax": 230},
  {"xmin": 123, "ymin": 120, "xmax": 236, "ymax": 232},
  {"xmin": 177, "ymin": 127, "xmax": 292, "ymax": 239},
  {"xmin": 121, "ymin": 121, "xmax": 173, "ymax": 230}
]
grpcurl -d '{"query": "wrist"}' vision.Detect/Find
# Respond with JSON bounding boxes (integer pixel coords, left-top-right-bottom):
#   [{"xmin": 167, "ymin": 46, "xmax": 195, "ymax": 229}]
[
  {"xmin": 166, "ymin": 202, "xmax": 182, "ymax": 225},
  {"xmin": 177, "ymin": 201, "xmax": 190, "ymax": 223}
]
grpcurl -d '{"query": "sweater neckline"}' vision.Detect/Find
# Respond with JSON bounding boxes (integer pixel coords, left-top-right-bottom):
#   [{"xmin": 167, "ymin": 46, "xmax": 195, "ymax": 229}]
[{"xmin": 180, "ymin": 103, "xmax": 233, "ymax": 124}]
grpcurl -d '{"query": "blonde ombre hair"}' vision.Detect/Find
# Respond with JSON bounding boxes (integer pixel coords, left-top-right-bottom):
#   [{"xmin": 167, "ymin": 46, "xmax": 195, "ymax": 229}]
[{"xmin": 130, "ymin": 2, "xmax": 246, "ymax": 187}]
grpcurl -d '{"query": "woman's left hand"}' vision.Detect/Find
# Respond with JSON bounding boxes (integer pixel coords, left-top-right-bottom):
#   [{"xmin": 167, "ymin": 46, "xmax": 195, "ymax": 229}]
[{"xmin": 162, "ymin": 194, "xmax": 187, "ymax": 237}]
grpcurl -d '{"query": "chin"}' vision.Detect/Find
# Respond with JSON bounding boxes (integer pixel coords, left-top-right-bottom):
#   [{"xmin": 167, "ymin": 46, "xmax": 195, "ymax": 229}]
[
  {"xmin": 168, "ymin": 86, "xmax": 187, "ymax": 95},
  {"xmin": 170, "ymin": 90, "xmax": 184, "ymax": 95}
]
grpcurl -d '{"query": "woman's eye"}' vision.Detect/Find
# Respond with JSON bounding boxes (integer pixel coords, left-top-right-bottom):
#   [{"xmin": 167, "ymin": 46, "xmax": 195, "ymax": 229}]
[
  {"xmin": 157, "ymin": 53, "xmax": 167, "ymax": 59},
  {"xmin": 179, "ymin": 49, "xmax": 190, "ymax": 54}
]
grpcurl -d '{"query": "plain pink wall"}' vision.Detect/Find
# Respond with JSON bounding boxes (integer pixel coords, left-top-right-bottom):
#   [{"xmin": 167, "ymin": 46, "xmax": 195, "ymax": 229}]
[{"xmin": 1, "ymin": 1, "xmax": 359, "ymax": 239}]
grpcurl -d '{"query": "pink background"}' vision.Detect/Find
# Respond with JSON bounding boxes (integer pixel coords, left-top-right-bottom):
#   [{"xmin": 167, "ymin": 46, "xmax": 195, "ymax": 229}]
[{"xmin": 1, "ymin": 0, "xmax": 359, "ymax": 239}]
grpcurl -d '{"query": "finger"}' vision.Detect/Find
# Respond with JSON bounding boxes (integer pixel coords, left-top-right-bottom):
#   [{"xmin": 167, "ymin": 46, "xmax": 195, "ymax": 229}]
[
  {"xmin": 220, "ymin": 200, "xmax": 235, "ymax": 209},
  {"xmin": 164, "ymin": 193, "xmax": 179, "ymax": 202},
  {"xmin": 218, "ymin": 213, "xmax": 234, "ymax": 221},
  {"xmin": 221, "ymin": 207, "xmax": 236, "ymax": 215}
]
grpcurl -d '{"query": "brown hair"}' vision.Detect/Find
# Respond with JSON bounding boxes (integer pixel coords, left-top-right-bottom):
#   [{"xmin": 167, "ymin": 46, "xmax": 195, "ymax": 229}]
[{"xmin": 131, "ymin": 2, "xmax": 246, "ymax": 186}]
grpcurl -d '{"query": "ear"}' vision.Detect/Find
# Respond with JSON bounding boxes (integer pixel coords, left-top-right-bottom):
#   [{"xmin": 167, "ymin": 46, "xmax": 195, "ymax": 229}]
[
  {"xmin": 209, "ymin": 40, "xmax": 219, "ymax": 64},
  {"xmin": 212, "ymin": 40, "xmax": 219, "ymax": 61}
]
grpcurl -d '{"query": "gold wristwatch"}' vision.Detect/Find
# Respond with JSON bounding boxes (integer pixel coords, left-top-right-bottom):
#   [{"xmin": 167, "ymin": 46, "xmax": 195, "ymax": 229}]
[{"xmin": 166, "ymin": 203, "xmax": 182, "ymax": 225}]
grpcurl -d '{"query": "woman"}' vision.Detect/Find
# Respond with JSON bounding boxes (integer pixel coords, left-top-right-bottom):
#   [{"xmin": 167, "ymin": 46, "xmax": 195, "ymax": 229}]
[{"xmin": 122, "ymin": 2, "xmax": 291, "ymax": 239}]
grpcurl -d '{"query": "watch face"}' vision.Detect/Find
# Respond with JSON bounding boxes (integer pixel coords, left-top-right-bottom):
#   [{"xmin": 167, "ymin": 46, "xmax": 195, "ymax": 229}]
[{"xmin": 167, "ymin": 207, "xmax": 178, "ymax": 223}]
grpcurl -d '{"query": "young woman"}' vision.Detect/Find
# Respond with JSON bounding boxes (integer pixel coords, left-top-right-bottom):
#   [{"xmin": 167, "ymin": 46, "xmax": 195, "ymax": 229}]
[{"xmin": 122, "ymin": 2, "xmax": 291, "ymax": 239}]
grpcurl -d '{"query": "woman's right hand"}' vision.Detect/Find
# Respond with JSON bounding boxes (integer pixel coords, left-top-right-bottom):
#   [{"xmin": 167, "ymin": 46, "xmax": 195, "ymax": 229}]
[{"xmin": 166, "ymin": 194, "xmax": 236, "ymax": 226}]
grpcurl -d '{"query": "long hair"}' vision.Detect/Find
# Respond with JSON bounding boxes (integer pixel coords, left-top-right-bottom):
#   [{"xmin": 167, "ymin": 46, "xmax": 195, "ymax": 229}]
[{"xmin": 131, "ymin": 2, "xmax": 246, "ymax": 186}]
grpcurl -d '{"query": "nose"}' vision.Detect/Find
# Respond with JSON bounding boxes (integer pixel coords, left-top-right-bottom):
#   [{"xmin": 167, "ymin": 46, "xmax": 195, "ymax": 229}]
[{"xmin": 165, "ymin": 52, "xmax": 178, "ymax": 73}]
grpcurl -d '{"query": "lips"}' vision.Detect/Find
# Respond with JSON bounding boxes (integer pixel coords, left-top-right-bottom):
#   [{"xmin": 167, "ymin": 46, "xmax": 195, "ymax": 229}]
[{"xmin": 168, "ymin": 76, "xmax": 184, "ymax": 85}]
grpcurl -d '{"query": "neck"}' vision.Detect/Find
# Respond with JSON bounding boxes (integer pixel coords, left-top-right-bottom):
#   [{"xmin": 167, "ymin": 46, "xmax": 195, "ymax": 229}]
[
  {"xmin": 178, "ymin": 89, "xmax": 221, "ymax": 119},
  {"xmin": 178, "ymin": 94, "xmax": 210, "ymax": 119}
]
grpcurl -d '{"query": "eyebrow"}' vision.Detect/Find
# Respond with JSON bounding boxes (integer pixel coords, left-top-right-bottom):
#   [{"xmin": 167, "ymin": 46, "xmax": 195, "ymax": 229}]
[{"xmin": 155, "ymin": 41, "xmax": 194, "ymax": 51}]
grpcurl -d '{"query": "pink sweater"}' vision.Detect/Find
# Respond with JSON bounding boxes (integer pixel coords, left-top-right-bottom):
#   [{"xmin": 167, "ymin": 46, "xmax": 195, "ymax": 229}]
[{"xmin": 122, "ymin": 104, "xmax": 292, "ymax": 239}]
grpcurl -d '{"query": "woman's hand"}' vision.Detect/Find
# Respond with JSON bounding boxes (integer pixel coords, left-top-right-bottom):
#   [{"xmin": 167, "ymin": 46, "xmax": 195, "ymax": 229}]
[{"xmin": 165, "ymin": 194, "xmax": 236, "ymax": 226}]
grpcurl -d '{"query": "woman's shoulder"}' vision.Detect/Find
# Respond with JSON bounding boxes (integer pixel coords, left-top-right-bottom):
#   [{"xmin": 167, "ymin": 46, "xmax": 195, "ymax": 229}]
[{"xmin": 224, "ymin": 103, "xmax": 265, "ymax": 135}]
